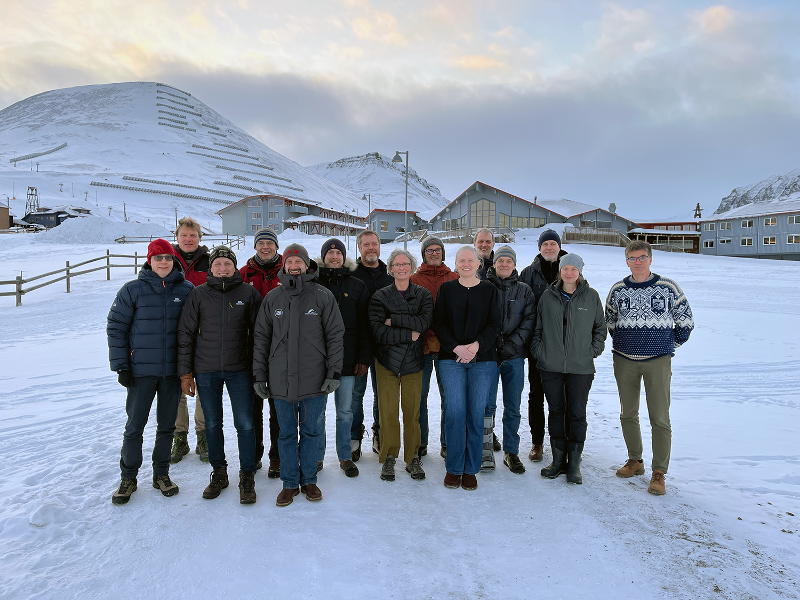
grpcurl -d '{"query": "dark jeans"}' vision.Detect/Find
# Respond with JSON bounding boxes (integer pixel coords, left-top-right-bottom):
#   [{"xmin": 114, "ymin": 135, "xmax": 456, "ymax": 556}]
[
  {"xmin": 538, "ymin": 369, "xmax": 594, "ymax": 452},
  {"xmin": 351, "ymin": 360, "xmax": 379, "ymax": 437},
  {"xmin": 196, "ymin": 370, "xmax": 256, "ymax": 473},
  {"xmin": 119, "ymin": 375, "xmax": 181, "ymax": 479},
  {"xmin": 420, "ymin": 353, "xmax": 445, "ymax": 447},
  {"xmin": 274, "ymin": 395, "xmax": 326, "ymax": 489},
  {"xmin": 253, "ymin": 396, "xmax": 280, "ymax": 463},
  {"xmin": 527, "ymin": 358, "xmax": 546, "ymax": 445}
]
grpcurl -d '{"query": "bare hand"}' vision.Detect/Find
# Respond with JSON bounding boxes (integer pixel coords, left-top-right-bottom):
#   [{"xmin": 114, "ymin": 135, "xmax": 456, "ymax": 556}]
[
  {"xmin": 385, "ymin": 318, "xmax": 392, "ymax": 326},
  {"xmin": 411, "ymin": 331, "xmax": 420, "ymax": 341},
  {"xmin": 454, "ymin": 345, "xmax": 476, "ymax": 363},
  {"xmin": 353, "ymin": 363, "xmax": 370, "ymax": 378}
]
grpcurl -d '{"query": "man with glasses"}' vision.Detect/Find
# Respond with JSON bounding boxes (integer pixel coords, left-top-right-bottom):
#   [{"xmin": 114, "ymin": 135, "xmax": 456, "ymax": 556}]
[
  {"xmin": 605, "ymin": 241, "xmax": 694, "ymax": 496},
  {"xmin": 107, "ymin": 239, "xmax": 194, "ymax": 504},
  {"xmin": 410, "ymin": 236, "xmax": 458, "ymax": 458}
]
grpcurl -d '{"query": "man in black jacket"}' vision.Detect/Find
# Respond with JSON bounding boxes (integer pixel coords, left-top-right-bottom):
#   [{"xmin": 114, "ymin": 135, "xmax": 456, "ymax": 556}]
[
  {"xmin": 519, "ymin": 229, "xmax": 568, "ymax": 462},
  {"xmin": 484, "ymin": 246, "xmax": 536, "ymax": 474},
  {"xmin": 315, "ymin": 238, "xmax": 371, "ymax": 478},
  {"xmin": 350, "ymin": 230, "xmax": 393, "ymax": 457},
  {"xmin": 473, "ymin": 228, "xmax": 495, "ymax": 280},
  {"xmin": 177, "ymin": 246, "xmax": 263, "ymax": 504}
]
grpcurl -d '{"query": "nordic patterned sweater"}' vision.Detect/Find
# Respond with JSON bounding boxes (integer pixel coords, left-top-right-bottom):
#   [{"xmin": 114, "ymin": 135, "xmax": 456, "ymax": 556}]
[{"xmin": 605, "ymin": 273, "xmax": 694, "ymax": 361}]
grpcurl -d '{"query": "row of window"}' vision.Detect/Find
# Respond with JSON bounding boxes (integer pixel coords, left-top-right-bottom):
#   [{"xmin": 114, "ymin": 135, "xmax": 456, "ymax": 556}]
[
  {"xmin": 251, "ymin": 224, "xmax": 278, "ymax": 232},
  {"xmin": 247, "ymin": 198, "xmax": 285, "ymax": 207},
  {"xmin": 703, "ymin": 235, "xmax": 800, "ymax": 248},
  {"xmin": 653, "ymin": 225, "xmax": 697, "ymax": 231},
  {"xmin": 704, "ymin": 216, "xmax": 800, "ymax": 231},
  {"xmin": 249, "ymin": 211, "xmax": 280, "ymax": 220}
]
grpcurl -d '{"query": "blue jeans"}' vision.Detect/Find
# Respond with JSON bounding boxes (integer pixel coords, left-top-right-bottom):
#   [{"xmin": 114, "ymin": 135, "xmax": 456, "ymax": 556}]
[
  {"xmin": 196, "ymin": 371, "xmax": 256, "ymax": 473},
  {"xmin": 484, "ymin": 358, "xmax": 525, "ymax": 455},
  {"xmin": 351, "ymin": 361, "xmax": 379, "ymax": 437},
  {"xmin": 420, "ymin": 353, "xmax": 446, "ymax": 447},
  {"xmin": 274, "ymin": 395, "xmax": 326, "ymax": 489},
  {"xmin": 439, "ymin": 360, "xmax": 498, "ymax": 475},
  {"xmin": 318, "ymin": 376, "xmax": 355, "ymax": 462},
  {"xmin": 120, "ymin": 375, "xmax": 181, "ymax": 479}
]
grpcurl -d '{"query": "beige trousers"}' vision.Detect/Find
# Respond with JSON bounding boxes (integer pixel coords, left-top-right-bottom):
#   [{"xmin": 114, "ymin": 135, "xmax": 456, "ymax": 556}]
[{"xmin": 175, "ymin": 391, "xmax": 205, "ymax": 434}]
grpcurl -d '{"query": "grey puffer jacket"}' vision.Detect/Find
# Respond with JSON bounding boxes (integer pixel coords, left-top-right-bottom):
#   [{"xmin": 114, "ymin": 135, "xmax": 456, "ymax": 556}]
[
  {"xmin": 486, "ymin": 268, "xmax": 536, "ymax": 361},
  {"xmin": 176, "ymin": 271, "xmax": 263, "ymax": 375},
  {"xmin": 530, "ymin": 279, "xmax": 607, "ymax": 374},
  {"xmin": 252, "ymin": 261, "xmax": 345, "ymax": 402}
]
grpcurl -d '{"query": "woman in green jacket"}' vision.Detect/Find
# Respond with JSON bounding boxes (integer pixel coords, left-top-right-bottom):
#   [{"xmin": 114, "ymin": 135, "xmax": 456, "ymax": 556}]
[{"xmin": 529, "ymin": 253, "xmax": 606, "ymax": 484}]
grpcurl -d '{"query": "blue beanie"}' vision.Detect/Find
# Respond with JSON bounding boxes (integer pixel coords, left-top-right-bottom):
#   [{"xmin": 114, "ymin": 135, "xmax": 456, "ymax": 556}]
[
  {"xmin": 254, "ymin": 227, "xmax": 279, "ymax": 249},
  {"xmin": 321, "ymin": 238, "xmax": 346, "ymax": 264},
  {"xmin": 538, "ymin": 229, "xmax": 561, "ymax": 249}
]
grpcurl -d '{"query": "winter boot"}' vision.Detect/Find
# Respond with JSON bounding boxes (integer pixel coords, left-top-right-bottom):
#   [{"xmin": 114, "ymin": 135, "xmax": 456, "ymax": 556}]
[
  {"xmin": 492, "ymin": 432, "xmax": 501, "ymax": 452},
  {"xmin": 481, "ymin": 417, "xmax": 496, "ymax": 471},
  {"xmin": 170, "ymin": 432, "xmax": 190, "ymax": 463},
  {"xmin": 152, "ymin": 474, "xmax": 179, "ymax": 497},
  {"xmin": 112, "ymin": 478, "xmax": 137, "ymax": 505},
  {"xmin": 381, "ymin": 455, "xmax": 396, "ymax": 481},
  {"xmin": 566, "ymin": 443, "xmax": 583, "ymax": 485},
  {"xmin": 196, "ymin": 430, "xmax": 209, "ymax": 463},
  {"xmin": 648, "ymin": 470, "xmax": 666, "ymax": 495},
  {"xmin": 351, "ymin": 424, "xmax": 365, "ymax": 462},
  {"xmin": 528, "ymin": 444, "xmax": 544, "ymax": 462},
  {"xmin": 340, "ymin": 460, "xmax": 359, "ymax": 478},
  {"xmin": 540, "ymin": 439, "xmax": 568, "ymax": 479},
  {"xmin": 616, "ymin": 458, "xmax": 645, "ymax": 478},
  {"xmin": 405, "ymin": 455, "xmax": 425, "ymax": 480},
  {"xmin": 267, "ymin": 458, "xmax": 281, "ymax": 479},
  {"xmin": 202, "ymin": 467, "xmax": 229, "ymax": 499},
  {"xmin": 239, "ymin": 472, "xmax": 257, "ymax": 504},
  {"xmin": 503, "ymin": 452, "xmax": 526, "ymax": 474}
]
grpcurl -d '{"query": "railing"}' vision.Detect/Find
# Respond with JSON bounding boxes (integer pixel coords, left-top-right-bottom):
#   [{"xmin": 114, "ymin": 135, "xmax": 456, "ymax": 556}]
[
  {"xmin": 114, "ymin": 234, "xmax": 246, "ymax": 250},
  {"xmin": 435, "ymin": 227, "xmax": 516, "ymax": 245},
  {"xmin": 0, "ymin": 250, "xmax": 142, "ymax": 307},
  {"xmin": 393, "ymin": 229, "xmax": 429, "ymax": 244},
  {"xmin": 562, "ymin": 227, "xmax": 630, "ymax": 247}
]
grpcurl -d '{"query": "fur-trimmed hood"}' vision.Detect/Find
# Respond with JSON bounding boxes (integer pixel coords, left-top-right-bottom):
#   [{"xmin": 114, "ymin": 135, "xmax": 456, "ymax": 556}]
[{"xmin": 315, "ymin": 257, "xmax": 358, "ymax": 272}]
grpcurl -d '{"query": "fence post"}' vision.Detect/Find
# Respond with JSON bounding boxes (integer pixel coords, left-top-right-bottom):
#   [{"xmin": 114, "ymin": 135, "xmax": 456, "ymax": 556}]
[
  {"xmin": 106, "ymin": 249, "xmax": 111, "ymax": 280},
  {"xmin": 134, "ymin": 251, "xmax": 138, "ymax": 274},
  {"xmin": 66, "ymin": 260, "xmax": 70, "ymax": 293},
  {"xmin": 15, "ymin": 275, "xmax": 22, "ymax": 306}
]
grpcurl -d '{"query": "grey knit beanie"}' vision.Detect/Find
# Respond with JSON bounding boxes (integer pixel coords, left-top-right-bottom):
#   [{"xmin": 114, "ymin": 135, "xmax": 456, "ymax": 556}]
[
  {"xmin": 283, "ymin": 243, "xmax": 310, "ymax": 267},
  {"xmin": 493, "ymin": 245, "xmax": 516, "ymax": 265},
  {"xmin": 558, "ymin": 253, "xmax": 584, "ymax": 275},
  {"xmin": 254, "ymin": 227, "xmax": 279, "ymax": 249},
  {"xmin": 421, "ymin": 235, "xmax": 446, "ymax": 261},
  {"xmin": 209, "ymin": 245, "xmax": 237, "ymax": 268}
]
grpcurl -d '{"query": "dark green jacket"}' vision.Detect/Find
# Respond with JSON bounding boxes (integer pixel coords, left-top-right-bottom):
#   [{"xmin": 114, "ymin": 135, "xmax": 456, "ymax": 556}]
[{"xmin": 530, "ymin": 280, "xmax": 606, "ymax": 374}]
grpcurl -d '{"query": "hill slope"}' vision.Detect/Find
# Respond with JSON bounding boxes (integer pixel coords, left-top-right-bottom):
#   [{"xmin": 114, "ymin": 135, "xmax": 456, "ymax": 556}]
[{"xmin": 715, "ymin": 167, "xmax": 800, "ymax": 214}]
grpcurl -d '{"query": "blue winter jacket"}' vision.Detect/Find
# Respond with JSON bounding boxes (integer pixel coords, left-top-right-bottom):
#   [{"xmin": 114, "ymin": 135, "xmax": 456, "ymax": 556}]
[{"xmin": 107, "ymin": 264, "xmax": 194, "ymax": 377}]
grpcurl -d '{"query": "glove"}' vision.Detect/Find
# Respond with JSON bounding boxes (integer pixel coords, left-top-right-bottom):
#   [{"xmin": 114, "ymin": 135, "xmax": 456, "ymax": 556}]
[
  {"xmin": 500, "ymin": 341, "xmax": 519, "ymax": 360},
  {"xmin": 253, "ymin": 382, "xmax": 270, "ymax": 399},
  {"xmin": 180, "ymin": 373, "xmax": 196, "ymax": 397},
  {"xmin": 320, "ymin": 378, "xmax": 340, "ymax": 394},
  {"xmin": 117, "ymin": 370, "xmax": 133, "ymax": 388},
  {"xmin": 353, "ymin": 363, "xmax": 370, "ymax": 378}
]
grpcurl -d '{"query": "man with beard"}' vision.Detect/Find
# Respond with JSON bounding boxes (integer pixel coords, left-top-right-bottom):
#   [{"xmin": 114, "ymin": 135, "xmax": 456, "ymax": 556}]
[
  {"xmin": 240, "ymin": 227, "xmax": 283, "ymax": 478},
  {"xmin": 473, "ymin": 228, "xmax": 495, "ymax": 280},
  {"xmin": 170, "ymin": 217, "xmax": 209, "ymax": 464},
  {"xmin": 519, "ymin": 229, "xmax": 568, "ymax": 462},
  {"xmin": 350, "ymin": 230, "xmax": 393, "ymax": 458}
]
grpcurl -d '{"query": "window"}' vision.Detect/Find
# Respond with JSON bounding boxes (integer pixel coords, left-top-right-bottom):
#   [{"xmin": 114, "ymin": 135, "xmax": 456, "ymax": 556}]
[
  {"xmin": 789, "ymin": 216, "xmax": 800, "ymax": 225},
  {"xmin": 396, "ymin": 226, "xmax": 405, "ymax": 232},
  {"xmin": 269, "ymin": 211, "xmax": 279, "ymax": 219},
  {"xmin": 720, "ymin": 222, "xmax": 731, "ymax": 230},
  {"xmin": 511, "ymin": 216, "xmax": 529, "ymax": 229},
  {"xmin": 741, "ymin": 219, "xmax": 753, "ymax": 228},
  {"xmin": 247, "ymin": 199, "xmax": 260, "ymax": 207},
  {"xmin": 251, "ymin": 224, "xmax": 259, "ymax": 232},
  {"xmin": 499, "ymin": 213, "xmax": 510, "ymax": 228},
  {"xmin": 470, "ymin": 199, "xmax": 495, "ymax": 228},
  {"xmin": 269, "ymin": 224, "xmax": 278, "ymax": 232},
  {"xmin": 763, "ymin": 236, "xmax": 776, "ymax": 245},
  {"xmin": 668, "ymin": 226, "xmax": 678, "ymax": 231},
  {"xmin": 788, "ymin": 235, "xmax": 800, "ymax": 244},
  {"xmin": 764, "ymin": 217, "xmax": 777, "ymax": 226},
  {"xmin": 530, "ymin": 217, "xmax": 546, "ymax": 228},
  {"xmin": 683, "ymin": 225, "xmax": 696, "ymax": 231},
  {"xmin": 719, "ymin": 238, "xmax": 732, "ymax": 244},
  {"xmin": 703, "ymin": 240, "xmax": 715, "ymax": 248},
  {"xmin": 656, "ymin": 226, "xmax": 667, "ymax": 230},
  {"xmin": 251, "ymin": 211, "xmax": 261, "ymax": 219},
  {"xmin": 580, "ymin": 219, "xmax": 595, "ymax": 228},
  {"xmin": 704, "ymin": 223, "xmax": 715, "ymax": 231},
  {"xmin": 741, "ymin": 238, "xmax": 753, "ymax": 246},
  {"xmin": 380, "ymin": 221, "xmax": 388, "ymax": 232}
]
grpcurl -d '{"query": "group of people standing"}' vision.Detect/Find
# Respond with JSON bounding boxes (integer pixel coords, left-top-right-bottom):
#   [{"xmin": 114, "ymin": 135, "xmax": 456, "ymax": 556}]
[{"xmin": 107, "ymin": 218, "xmax": 694, "ymax": 507}]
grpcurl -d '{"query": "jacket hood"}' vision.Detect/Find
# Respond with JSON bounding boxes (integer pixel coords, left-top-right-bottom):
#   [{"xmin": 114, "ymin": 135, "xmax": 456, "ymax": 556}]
[
  {"xmin": 486, "ymin": 267, "xmax": 519, "ymax": 287},
  {"xmin": 315, "ymin": 257, "xmax": 358, "ymax": 274},
  {"xmin": 548, "ymin": 278, "xmax": 590, "ymax": 297},
  {"xmin": 278, "ymin": 259, "xmax": 318, "ymax": 293},
  {"xmin": 139, "ymin": 262, "xmax": 186, "ymax": 290}
]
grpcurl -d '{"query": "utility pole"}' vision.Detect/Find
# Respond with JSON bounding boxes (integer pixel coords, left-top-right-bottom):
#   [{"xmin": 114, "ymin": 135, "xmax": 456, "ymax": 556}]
[
  {"xmin": 124, "ymin": 202, "xmax": 127, "ymax": 222},
  {"xmin": 175, "ymin": 207, "xmax": 178, "ymax": 229}
]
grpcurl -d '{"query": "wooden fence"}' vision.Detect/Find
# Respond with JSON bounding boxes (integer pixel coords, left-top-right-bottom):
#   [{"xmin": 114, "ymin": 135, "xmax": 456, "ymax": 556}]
[
  {"xmin": 562, "ymin": 227, "xmax": 630, "ymax": 247},
  {"xmin": 115, "ymin": 233, "xmax": 245, "ymax": 250},
  {"xmin": 435, "ymin": 227, "xmax": 516, "ymax": 245}
]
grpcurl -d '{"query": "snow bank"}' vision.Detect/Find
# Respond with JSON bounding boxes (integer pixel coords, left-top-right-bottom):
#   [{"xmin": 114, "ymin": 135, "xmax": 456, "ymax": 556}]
[{"xmin": 39, "ymin": 215, "xmax": 171, "ymax": 244}]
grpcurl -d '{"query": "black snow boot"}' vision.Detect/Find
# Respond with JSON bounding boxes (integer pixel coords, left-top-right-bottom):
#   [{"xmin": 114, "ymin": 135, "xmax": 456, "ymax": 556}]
[
  {"xmin": 566, "ymin": 443, "xmax": 583, "ymax": 485},
  {"xmin": 170, "ymin": 432, "xmax": 190, "ymax": 463},
  {"xmin": 540, "ymin": 439, "xmax": 567, "ymax": 479}
]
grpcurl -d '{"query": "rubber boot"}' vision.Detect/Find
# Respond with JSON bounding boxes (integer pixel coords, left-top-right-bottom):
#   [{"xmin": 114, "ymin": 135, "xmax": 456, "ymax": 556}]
[
  {"xmin": 540, "ymin": 439, "xmax": 567, "ymax": 479},
  {"xmin": 481, "ymin": 416, "xmax": 496, "ymax": 471},
  {"xmin": 566, "ymin": 442, "xmax": 583, "ymax": 485}
]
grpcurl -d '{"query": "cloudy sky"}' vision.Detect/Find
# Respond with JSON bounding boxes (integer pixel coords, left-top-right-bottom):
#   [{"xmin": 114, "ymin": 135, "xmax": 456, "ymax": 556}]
[{"xmin": 1, "ymin": 0, "xmax": 798, "ymax": 217}]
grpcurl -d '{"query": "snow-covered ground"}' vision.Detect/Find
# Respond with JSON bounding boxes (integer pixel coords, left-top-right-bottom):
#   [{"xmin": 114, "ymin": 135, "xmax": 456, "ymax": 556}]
[{"xmin": 0, "ymin": 228, "xmax": 798, "ymax": 599}]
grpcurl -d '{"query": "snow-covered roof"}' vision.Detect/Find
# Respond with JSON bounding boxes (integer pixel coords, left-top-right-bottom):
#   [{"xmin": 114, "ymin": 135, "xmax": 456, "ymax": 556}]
[
  {"xmin": 628, "ymin": 228, "xmax": 700, "ymax": 236},
  {"xmin": 709, "ymin": 199, "xmax": 800, "ymax": 220},
  {"xmin": 533, "ymin": 198, "xmax": 599, "ymax": 217},
  {"xmin": 284, "ymin": 215, "xmax": 366, "ymax": 229},
  {"xmin": 630, "ymin": 214, "xmax": 700, "ymax": 224}
]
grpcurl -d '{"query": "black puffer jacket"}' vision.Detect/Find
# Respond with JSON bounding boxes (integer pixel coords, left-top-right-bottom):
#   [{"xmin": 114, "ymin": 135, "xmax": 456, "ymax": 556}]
[
  {"xmin": 107, "ymin": 264, "xmax": 194, "ymax": 378},
  {"xmin": 369, "ymin": 283, "xmax": 433, "ymax": 377},
  {"xmin": 176, "ymin": 271, "xmax": 263, "ymax": 375},
  {"xmin": 477, "ymin": 251, "xmax": 494, "ymax": 280},
  {"xmin": 316, "ymin": 258, "xmax": 372, "ymax": 376},
  {"xmin": 519, "ymin": 250, "xmax": 569, "ymax": 305},
  {"xmin": 486, "ymin": 267, "xmax": 536, "ymax": 361},
  {"xmin": 353, "ymin": 258, "xmax": 393, "ymax": 297}
]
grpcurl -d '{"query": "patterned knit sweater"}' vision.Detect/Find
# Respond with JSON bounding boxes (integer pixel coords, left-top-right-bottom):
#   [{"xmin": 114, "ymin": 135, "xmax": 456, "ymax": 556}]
[{"xmin": 605, "ymin": 273, "xmax": 694, "ymax": 361}]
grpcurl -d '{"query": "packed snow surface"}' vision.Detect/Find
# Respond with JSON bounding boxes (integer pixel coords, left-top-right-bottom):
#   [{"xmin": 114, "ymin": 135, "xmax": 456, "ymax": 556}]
[
  {"xmin": 40, "ymin": 214, "xmax": 171, "ymax": 244},
  {"xmin": 0, "ymin": 230, "xmax": 798, "ymax": 599}
]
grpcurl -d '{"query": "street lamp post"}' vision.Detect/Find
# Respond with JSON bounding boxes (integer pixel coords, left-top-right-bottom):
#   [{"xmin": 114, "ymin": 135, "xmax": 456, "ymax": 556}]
[
  {"xmin": 361, "ymin": 193, "xmax": 371, "ymax": 221},
  {"xmin": 392, "ymin": 151, "xmax": 409, "ymax": 250}
]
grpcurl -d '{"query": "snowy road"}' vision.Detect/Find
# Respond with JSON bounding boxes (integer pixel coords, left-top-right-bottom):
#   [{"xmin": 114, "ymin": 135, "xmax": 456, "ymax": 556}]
[{"xmin": 0, "ymin": 234, "xmax": 798, "ymax": 599}]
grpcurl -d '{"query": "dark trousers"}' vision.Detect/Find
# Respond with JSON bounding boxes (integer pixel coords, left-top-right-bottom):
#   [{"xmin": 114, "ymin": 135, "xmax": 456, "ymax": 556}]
[
  {"xmin": 253, "ymin": 396, "xmax": 280, "ymax": 463},
  {"xmin": 120, "ymin": 375, "xmax": 181, "ymax": 479},
  {"xmin": 527, "ymin": 359, "xmax": 546, "ymax": 445},
  {"xmin": 538, "ymin": 369, "xmax": 594, "ymax": 451}
]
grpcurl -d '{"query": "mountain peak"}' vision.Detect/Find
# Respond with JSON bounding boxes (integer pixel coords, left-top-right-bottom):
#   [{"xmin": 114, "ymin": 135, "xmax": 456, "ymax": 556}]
[{"xmin": 715, "ymin": 167, "xmax": 800, "ymax": 214}]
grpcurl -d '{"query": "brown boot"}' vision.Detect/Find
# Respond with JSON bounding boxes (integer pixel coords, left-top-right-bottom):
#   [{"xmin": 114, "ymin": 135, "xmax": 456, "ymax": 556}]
[
  {"xmin": 461, "ymin": 473, "xmax": 478, "ymax": 491},
  {"xmin": 276, "ymin": 487, "xmax": 299, "ymax": 507},
  {"xmin": 238, "ymin": 472, "xmax": 257, "ymax": 504},
  {"xmin": 616, "ymin": 459, "xmax": 645, "ymax": 478},
  {"xmin": 301, "ymin": 483, "xmax": 323, "ymax": 501},
  {"xmin": 267, "ymin": 459, "xmax": 280, "ymax": 479},
  {"xmin": 528, "ymin": 444, "xmax": 544, "ymax": 462},
  {"xmin": 648, "ymin": 470, "xmax": 666, "ymax": 495},
  {"xmin": 444, "ymin": 472, "xmax": 461, "ymax": 489},
  {"xmin": 202, "ymin": 467, "xmax": 229, "ymax": 499}
]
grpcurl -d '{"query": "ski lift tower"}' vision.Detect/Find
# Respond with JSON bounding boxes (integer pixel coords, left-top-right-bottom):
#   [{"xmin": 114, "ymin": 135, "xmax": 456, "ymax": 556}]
[{"xmin": 26, "ymin": 187, "xmax": 40, "ymax": 215}]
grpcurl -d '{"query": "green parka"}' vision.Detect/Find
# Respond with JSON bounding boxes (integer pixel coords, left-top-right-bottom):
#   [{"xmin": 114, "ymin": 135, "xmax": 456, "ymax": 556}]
[{"xmin": 529, "ymin": 279, "xmax": 606, "ymax": 374}]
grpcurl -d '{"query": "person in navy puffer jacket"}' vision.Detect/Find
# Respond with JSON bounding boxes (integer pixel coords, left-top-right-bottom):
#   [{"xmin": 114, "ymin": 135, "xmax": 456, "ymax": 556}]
[{"xmin": 107, "ymin": 238, "xmax": 194, "ymax": 505}]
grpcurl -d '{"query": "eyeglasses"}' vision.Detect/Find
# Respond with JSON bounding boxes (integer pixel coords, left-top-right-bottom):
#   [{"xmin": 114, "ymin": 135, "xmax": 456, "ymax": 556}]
[
  {"xmin": 152, "ymin": 255, "xmax": 174, "ymax": 262},
  {"xmin": 392, "ymin": 262, "xmax": 412, "ymax": 268},
  {"xmin": 425, "ymin": 248, "xmax": 442, "ymax": 254},
  {"xmin": 626, "ymin": 255, "xmax": 651, "ymax": 263}
]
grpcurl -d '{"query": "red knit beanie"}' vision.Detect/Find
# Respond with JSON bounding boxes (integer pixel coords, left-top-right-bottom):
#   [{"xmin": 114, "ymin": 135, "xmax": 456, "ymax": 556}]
[{"xmin": 147, "ymin": 238, "xmax": 175, "ymax": 263}]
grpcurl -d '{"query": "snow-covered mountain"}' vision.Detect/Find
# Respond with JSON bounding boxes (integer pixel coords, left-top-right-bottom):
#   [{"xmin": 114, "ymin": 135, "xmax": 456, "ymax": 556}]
[
  {"xmin": 306, "ymin": 153, "xmax": 449, "ymax": 216},
  {"xmin": 0, "ymin": 82, "xmax": 368, "ymax": 232},
  {"xmin": 714, "ymin": 167, "xmax": 800, "ymax": 214}
]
